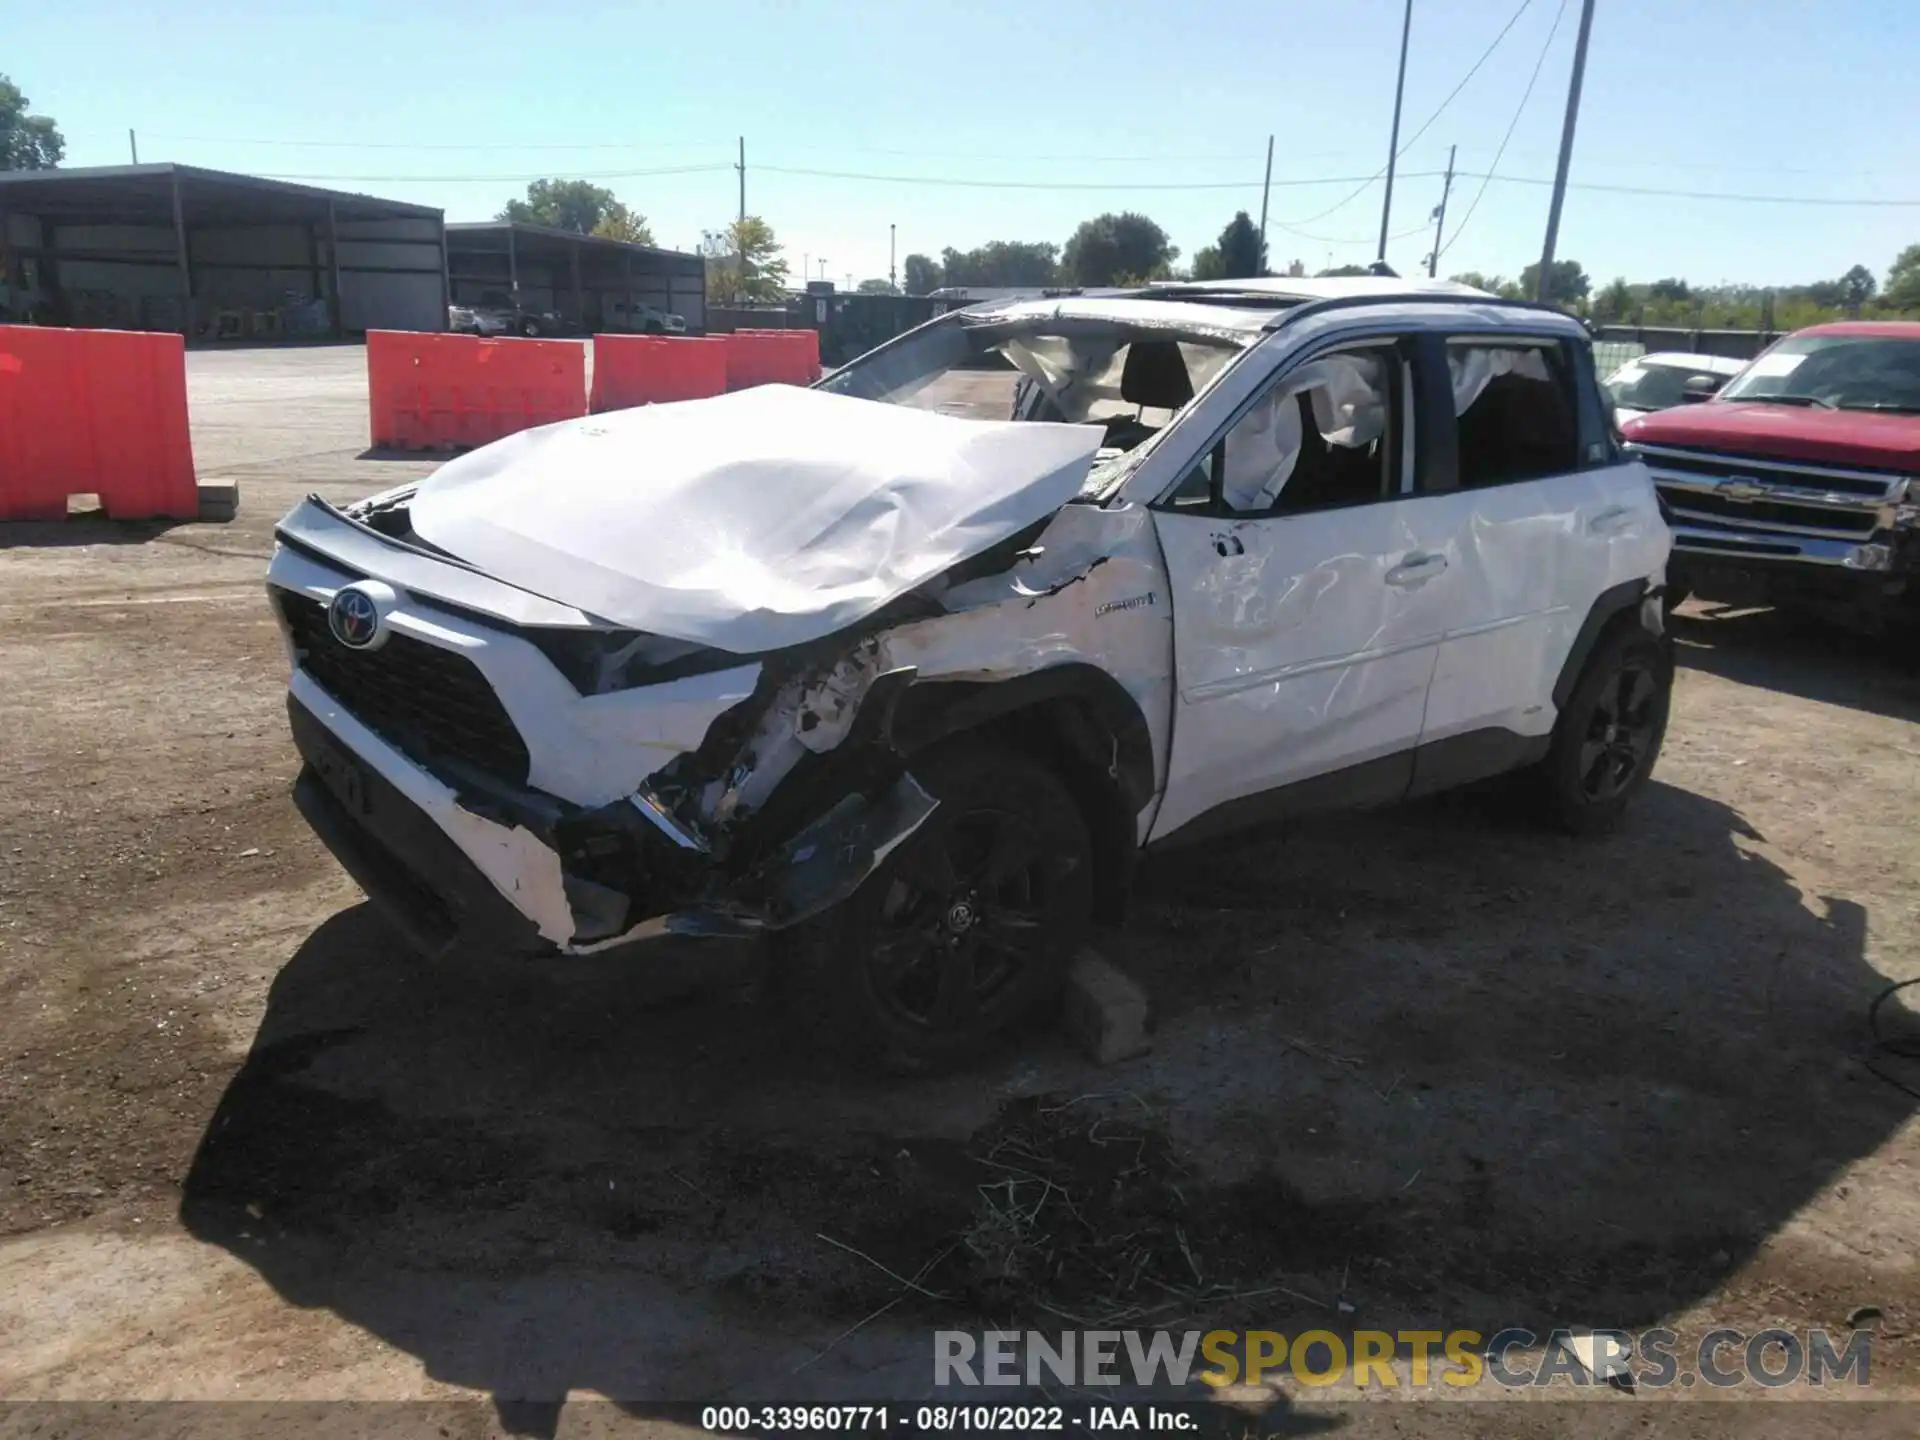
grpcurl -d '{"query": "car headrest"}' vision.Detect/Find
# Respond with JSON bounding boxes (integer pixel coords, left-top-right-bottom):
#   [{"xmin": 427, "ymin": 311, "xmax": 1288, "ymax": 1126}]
[{"xmin": 1120, "ymin": 340, "xmax": 1194, "ymax": 410}]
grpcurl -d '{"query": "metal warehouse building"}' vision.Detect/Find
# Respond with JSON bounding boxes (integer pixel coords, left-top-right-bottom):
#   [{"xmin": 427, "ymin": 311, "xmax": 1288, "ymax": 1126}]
[
  {"xmin": 0, "ymin": 163, "xmax": 447, "ymax": 340},
  {"xmin": 0, "ymin": 164, "xmax": 706, "ymax": 342},
  {"xmin": 446, "ymin": 221, "xmax": 706, "ymax": 335}
]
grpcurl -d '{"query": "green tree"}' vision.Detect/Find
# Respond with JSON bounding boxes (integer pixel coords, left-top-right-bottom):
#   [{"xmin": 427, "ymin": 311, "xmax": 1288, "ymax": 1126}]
[
  {"xmin": 1063, "ymin": 213, "xmax": 1176, "ymax": 287},
  {"xmin": 1190, "ymin": 246, "xmax": 1225, "ymax": 281},
  {"xmin": 1319, "ymin": 264, "xmax": 1372, "ymax": 278},
  {"xmin": 856, "ymin": 278, "xmax": 898, "ymax": 294},
  {"xmin": 902, "ymin": 253, "xmax": 941, "ymax": 295},
  {"xmin": 1647, "ymin": 277, "xmax": 1691, "ymax": 302},
  {"xmin": 1448, "ymin": 271, "xmax": 1505, "ymax": 293},
  {"xmin": 591, "ymin": 202, "xmax": 655, "ymax": 246},
  {"xmin": 1519, "ymin": 258, "xmax": 1591, "ymax": 306},
  {"xmin": 499, "ymin": 180, "xmax": 653, "ymax": 244},
  {"xmin": 1886, "ymin": 244, "xmax": 1920, "ymax": 312},
  {"xmin": 700, "ymin": 216, "xmax": 789, "ymax": 304},
  {"xmin": 1592, "ymin": 277, "xmax": 1634, "ymax": 324},
  {"xmin": 937, "ymin": 240, "xmax": 1059, "ymax": 287},
  {"xmin": 1839, "ymin": 263, "xmax": 1877, "ymax": 313},
  {"xmin": 1213, "ymin": 210, "xmax": 1267, "ymax": 279},
  {"xmin": 0, "ymin": 75, "xmax": 63, "ymax": 170}
]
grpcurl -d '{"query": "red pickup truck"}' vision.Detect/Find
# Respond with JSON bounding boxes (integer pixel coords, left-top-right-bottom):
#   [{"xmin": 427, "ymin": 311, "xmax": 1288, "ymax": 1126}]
[{"xmin": 1620, "ymin": 321, "xmax": 1920, "ymax": 631}]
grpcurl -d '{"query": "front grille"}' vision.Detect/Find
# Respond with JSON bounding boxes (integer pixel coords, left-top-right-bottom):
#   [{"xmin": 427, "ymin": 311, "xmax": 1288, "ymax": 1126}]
[
  {"xmin": 277, "ymin": 588, "xmax": 531, "ymax": 787},
  {"xmin": 1657, "ymin": 487, "xmax": 1880, "ymax": 536},
  {"xmin": 1635, "ymin": 445, "xmax": 1904, "ymax": 498}
]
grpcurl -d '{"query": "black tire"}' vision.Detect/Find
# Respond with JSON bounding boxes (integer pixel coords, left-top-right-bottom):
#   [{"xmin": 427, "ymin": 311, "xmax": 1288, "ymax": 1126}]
[
  {"xmin": 1538, "ymin": 624, "xmax": 1673, "ymax": 835},
  {"xmin": 785, "ymin": 742, "xmax": 1093, "ymax": 1072}
]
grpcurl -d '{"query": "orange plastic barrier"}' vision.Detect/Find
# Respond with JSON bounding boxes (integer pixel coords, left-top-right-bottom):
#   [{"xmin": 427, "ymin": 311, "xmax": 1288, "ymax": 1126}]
[
  {"xmin": 590, "ymin": 335, "xmax": 730, "ymax": 412},
  {"xmin": 0, "ymin": 325, "xmax": 198, "ymax": 521},
  {"xmin": 367, "ymin": 330, "xmax": 587, "ymax": 451},
  {"xmin": 725, "ymin": 328, "xmax": 820, "ymax": 390}
]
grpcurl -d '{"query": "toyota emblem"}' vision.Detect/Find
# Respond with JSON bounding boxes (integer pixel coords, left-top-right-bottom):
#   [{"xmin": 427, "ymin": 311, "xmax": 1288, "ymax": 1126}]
[{"xmin": 327, "ymin": 586, "xmax": 384, "ymax": 650}]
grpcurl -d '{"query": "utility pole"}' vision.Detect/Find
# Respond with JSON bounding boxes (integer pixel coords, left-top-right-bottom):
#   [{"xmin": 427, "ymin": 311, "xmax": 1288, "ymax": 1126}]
[
  {"xmin": 736, "ymin": 136, "xmax": 747, "ymax": 299},
  {"xmin": 128, "ymin": 129, "xmax": 139, "ymax": 164},
  {"xmin": 1257, "ymin": 135, "xmax": 1274, "ymax": 261},
  {"xmin": 1426, "ymin": 144, "xmax": 1456, "ymax": 278},
  {"xmin": 1535, "ymin": 0, "xmax": 1597, "ymax": 303},
  {"xmin": 889, "ymin": 223, "xmax": 897, "ymax": 291},
  {"xmin": 1376, "ymin": 0, "xmax": 1414, "ymax": 266}
]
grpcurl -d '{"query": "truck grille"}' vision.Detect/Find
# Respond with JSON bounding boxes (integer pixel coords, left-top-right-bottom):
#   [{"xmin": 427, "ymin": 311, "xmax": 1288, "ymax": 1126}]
[
  {"xmin": 277, "ymin": 589, "xmax": 531, "ymax": 787},
  {"xmin": 1635, "ymin": 444, "xmax": 1904, "ymax": 544},
  {"xmin": 1665, "ymin": 489, "xmax": 1879, "ymax": 536}
]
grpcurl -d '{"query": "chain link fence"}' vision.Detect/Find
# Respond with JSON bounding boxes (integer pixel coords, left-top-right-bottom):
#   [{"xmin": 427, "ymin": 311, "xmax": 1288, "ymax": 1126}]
[{"xmin": 1592, "ymin": 341, "xmax": 1646, "ymax": 378}]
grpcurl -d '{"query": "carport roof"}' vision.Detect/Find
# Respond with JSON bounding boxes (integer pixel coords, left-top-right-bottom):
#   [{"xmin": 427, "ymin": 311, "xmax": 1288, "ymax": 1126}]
[
  {"xmin": 447, "ymin": 220, "xmax": 701, "ymax": 267},
  {"xmin": 0, "ymin": 163, "xmax": 442, "ymax": 226}
]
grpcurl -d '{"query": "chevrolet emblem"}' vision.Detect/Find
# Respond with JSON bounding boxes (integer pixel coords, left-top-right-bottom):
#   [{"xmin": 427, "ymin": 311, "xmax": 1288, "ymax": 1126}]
[{"xmin": 1720, "ymin": 478, "xmax": 1768, "ymax": 502}]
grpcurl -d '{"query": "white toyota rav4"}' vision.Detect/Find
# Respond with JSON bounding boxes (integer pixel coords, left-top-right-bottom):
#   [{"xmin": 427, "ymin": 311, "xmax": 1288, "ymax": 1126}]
[{"xmin": 268, "ymin": 278, "xmax": 1674, "ymax": 1066}]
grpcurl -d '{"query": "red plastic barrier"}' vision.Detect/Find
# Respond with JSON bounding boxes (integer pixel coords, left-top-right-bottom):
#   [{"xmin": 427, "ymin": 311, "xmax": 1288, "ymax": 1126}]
[
  {"xmin": 367, "ymin": 330, "xmax": 587, "ymax": 451},
  {"xmin": 724, "ymin": 328, "xmax": 820, "ymax": 390},
  {"xmin": 590, "ymin": 335, "xmax": 730, "ymax": 412},
  {"xmin": 0, "ymin": 325, "xmax": 198, "ymax": 521}
]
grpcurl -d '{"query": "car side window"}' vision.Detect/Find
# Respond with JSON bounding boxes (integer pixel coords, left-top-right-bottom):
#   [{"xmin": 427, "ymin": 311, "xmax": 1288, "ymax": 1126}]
[
  {"xmin": 1165, "ymin": 346, "xmax": 1401, "ymax": 517},
  {"xmin": 1448, "ymin": 340, "xmax": 1580, "ymax": 487}
]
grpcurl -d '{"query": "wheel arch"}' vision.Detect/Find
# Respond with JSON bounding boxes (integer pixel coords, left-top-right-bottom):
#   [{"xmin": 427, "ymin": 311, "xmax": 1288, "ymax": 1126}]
[
  {"xmin": 890, "ymin": 664, "xmax": 1155, "ymax": 923},
  {"xmin": 1552, "ymin": 578, "xmax": 1659, "ymax": 713}
]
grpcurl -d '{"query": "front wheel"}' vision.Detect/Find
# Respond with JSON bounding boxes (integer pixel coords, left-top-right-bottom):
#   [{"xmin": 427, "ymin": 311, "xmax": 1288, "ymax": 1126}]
[
  {"xmin": 1537, "ymin": 625, "xmax": 1673, "ymax": 835},
  {"xmin": 788, "ymin": 742, "xmax": 1093, "ymax": 1072}
]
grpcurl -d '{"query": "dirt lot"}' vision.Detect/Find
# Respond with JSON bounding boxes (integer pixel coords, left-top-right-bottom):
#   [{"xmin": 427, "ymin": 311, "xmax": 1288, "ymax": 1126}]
[{"xmin": 4, "ymin": 345, "xmax": 1920, "ymax": 1434}]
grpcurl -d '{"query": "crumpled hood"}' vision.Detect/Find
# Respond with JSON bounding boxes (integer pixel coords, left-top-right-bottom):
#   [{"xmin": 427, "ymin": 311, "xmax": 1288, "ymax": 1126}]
[{"xmin": 408, "ymin": 385, "xmax": 1103, "ymax": 653}]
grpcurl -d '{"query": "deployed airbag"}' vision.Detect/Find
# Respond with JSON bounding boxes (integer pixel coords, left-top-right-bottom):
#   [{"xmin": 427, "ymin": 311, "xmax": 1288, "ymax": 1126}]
[{"xmin": 409, "ymin": 386, "xmax": 1103, "ymax": 653}]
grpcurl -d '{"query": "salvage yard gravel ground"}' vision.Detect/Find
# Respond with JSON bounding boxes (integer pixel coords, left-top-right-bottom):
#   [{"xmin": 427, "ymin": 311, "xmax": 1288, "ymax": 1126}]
[{"xmin": 2, "ymin": 346, "xmax": 1920, "ymax": 1435}]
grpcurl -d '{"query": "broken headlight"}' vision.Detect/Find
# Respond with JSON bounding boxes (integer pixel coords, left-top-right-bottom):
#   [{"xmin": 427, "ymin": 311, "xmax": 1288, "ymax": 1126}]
[{"xmin": 523, "ymin": 628, "xmax": 746, "ymax": 696}]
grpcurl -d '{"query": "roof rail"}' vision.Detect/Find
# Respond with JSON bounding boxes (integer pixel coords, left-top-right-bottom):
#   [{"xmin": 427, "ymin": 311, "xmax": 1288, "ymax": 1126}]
[{"xmin": 1259, "ymin": 291, "xmax": 1583, "ymax": 332}]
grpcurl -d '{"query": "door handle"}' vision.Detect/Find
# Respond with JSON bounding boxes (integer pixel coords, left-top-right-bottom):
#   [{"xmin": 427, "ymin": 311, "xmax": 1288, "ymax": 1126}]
[
  {"xmin": 1587, "ymin": 505, "xmax": 1639, "ymax": 536},
  {"xmin": 1385, "ymin": 552, "xmax": 1448, "ymax": 587}
]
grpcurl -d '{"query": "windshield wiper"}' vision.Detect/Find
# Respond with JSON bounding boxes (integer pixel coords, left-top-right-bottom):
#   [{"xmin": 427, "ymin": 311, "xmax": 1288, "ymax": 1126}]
[
  {"xmin": 1837, "ymin": 401, "xmax": 1920, "ymax": 413},
  {"xmin": 1735, "ymin": 393, "xmax": 1836, "ymax": 409}
]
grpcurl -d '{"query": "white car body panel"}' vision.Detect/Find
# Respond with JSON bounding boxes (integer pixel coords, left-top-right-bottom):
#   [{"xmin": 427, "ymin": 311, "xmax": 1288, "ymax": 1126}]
[
  {"xmin": 1415, "ymin": 462, "xmax": 1666, "ymax": 745},
  {"xmin": 1147, "ymin": 499, "xmax": 1448, "ymax": 841},
  {"xmin": 269, "ymin": 543, "xmax": 763, "ymax": 809}
]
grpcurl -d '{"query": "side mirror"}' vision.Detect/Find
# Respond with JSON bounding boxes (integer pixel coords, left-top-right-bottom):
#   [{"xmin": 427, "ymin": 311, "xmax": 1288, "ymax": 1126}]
[{"xmin": 1680, "ymin": 374, "xmax": 1720, "ymax": 403}]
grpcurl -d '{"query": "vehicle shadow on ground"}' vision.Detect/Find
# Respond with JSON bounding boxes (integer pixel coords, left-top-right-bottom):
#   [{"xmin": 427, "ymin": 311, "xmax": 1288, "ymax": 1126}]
[
  {"xmin": 1671, "ymin": 603, "xmax": 1920, "ymax": 721},
  {"xmin": 0, "ymin": 517, "xmax": 190, "ymax": 549},
  {"xmin": 179, "ymin": 776, "xmax": 1909, "ymax": 1425},
  {"xmin": 355, "ymin": 446, "xmax": 466, "ymax": 462}
]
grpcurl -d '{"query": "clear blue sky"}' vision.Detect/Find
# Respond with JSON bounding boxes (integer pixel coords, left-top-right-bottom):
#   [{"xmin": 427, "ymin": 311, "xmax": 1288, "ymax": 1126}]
[{"xmin": 13, "ymin": 0, "xmax": 1920, "ymax": 290}]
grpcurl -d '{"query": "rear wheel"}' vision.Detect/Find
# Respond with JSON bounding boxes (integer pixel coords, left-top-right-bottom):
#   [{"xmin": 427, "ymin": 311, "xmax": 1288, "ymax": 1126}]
[
  {"xmin": 1538, "ymin": 625, "xmax": 1672, "ymax": 835},
  {"xmin": 787, "ymin": 742, "xmax": 1093, "ymax": 1072}
]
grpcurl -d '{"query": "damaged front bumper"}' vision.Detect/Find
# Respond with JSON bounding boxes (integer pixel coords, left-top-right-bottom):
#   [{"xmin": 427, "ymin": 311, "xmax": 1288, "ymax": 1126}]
[{"xmin": 286, "ymin": 685, "xmax": 937, "ymax": 960}]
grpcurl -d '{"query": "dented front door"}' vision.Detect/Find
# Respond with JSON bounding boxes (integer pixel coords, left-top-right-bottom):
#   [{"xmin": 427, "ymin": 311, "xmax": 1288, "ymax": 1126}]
[{"xmin": 1146, "ymin": 498, "xmax": 1448, "ymax": 843}]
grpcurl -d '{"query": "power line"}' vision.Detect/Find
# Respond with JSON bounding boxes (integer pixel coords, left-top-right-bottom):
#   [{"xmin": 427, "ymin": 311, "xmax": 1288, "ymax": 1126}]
[
  {"xmin": 1457, "ymin": 171, "xmax": 1920, "ymax": 206},
  {"xmin": 755, "ymin": 163, "xmax": 1444, "ymax": 191},
  {"xmin": 106, "ymin": 128, "xmax": 1920, "ymax": 179},
  {"xmin": 253, "ymin": 163, "xmax": 731, "ymax": 183},
  {"xmin": 1270, "ymin": 0, "xmax": 1536, "ymax": 231},
  {"xmin": 241, "ymin": 154, "xmax": 1920, "ymax": 208},
  {"xmin": 1439, "ymin": 0, "xmax": 1570, "ymax": 260}
]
